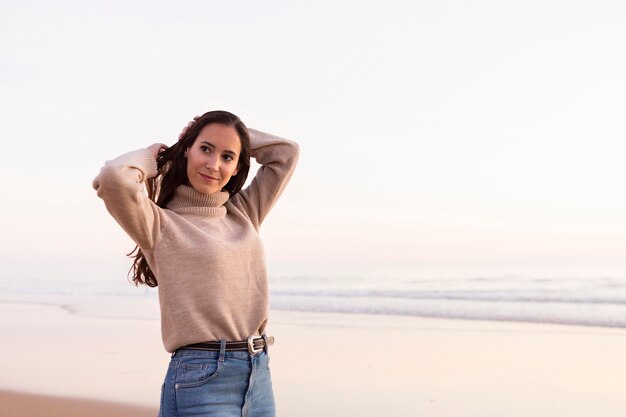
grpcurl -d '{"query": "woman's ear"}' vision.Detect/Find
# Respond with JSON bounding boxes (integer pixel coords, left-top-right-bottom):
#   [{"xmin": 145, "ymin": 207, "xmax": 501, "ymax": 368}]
[{"xmin": 184, "ymin": 148, "xmax": 189, "ymax": 158}]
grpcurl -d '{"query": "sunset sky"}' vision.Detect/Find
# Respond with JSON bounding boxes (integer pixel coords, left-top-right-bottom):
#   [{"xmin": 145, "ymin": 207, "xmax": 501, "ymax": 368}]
[{"xmin": 1, "ymin": 0, "xmax": 625, "ymax": 285}]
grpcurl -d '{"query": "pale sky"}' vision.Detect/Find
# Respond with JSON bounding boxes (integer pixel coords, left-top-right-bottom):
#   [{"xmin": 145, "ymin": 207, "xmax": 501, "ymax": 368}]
[{"xmin": 1, "ymin": 0, "xmax": 625, "ymax": 284}]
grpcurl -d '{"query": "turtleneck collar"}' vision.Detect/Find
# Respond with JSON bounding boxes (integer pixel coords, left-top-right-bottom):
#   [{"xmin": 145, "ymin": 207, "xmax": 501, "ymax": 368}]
[{"xmin": 166, "ymin": 185, "xmax": 229, "ymax": 217}]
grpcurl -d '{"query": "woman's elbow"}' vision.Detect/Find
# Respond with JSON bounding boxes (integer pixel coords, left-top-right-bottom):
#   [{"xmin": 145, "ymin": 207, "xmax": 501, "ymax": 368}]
[
  {"xmin": 92, "ymin": 165, "xmax": 139, "ymax": 198},
  {"xmin": 285, "ymin": 140, "xmax": 300, "ymax": 164}
]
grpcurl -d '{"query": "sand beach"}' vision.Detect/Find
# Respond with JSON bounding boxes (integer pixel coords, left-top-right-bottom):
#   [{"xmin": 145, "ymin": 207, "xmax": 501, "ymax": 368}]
[{"xmin": 1, "ymin": 300, "xmax": 626, "ymax": 417}]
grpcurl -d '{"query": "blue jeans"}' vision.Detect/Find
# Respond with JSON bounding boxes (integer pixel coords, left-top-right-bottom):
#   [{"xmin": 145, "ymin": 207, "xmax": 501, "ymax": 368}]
[{"xmin": 158, "ymin": 343, "xmax": 276, "ymax": 417}]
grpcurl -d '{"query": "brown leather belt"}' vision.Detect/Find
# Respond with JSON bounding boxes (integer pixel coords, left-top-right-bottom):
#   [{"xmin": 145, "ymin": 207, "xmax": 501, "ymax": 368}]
[{"xmin": 176, "ymin": 335, "xmax": 274, "ymax": 355}]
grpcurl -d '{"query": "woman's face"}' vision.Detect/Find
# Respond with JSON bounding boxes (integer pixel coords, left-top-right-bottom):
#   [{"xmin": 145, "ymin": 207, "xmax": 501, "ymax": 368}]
[{"xmin": 184, "ymin": 123, "xmax": 242, "ymax": 195}]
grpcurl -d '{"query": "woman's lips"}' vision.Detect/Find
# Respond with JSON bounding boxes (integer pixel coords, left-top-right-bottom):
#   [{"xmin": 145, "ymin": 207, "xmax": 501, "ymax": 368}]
[{"xmin": 199, "ymin": 173, "xmax": 218, "ymax": 182}]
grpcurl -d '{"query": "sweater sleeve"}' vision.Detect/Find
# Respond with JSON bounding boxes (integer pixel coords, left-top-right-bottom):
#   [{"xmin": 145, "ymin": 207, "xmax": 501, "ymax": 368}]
[
  {"xmin": 231, "ymin": 128, "xmax": 300, "ymax": 228},
  {"xmin": 92, "ymin": 148, "xmax": 165, "ymax": 250}
]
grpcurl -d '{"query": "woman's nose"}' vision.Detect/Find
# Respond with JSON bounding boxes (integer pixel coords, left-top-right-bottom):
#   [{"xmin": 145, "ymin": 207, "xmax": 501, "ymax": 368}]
[{"xmin": 205, "ymin": 156, "xmax": 219, "ymax": 170}]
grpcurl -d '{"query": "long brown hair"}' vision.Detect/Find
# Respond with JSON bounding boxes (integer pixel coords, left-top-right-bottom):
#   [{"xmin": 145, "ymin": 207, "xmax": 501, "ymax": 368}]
[{"xmin": 128, "ymin": 110, "xmax": 251, "ymax": 287}]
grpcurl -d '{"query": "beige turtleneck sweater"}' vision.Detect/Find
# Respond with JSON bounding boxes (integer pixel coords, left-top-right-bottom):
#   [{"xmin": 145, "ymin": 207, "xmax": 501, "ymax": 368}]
[{"xmin": 93, "ymin": 128, "xmax": 299, "ymax": 352}]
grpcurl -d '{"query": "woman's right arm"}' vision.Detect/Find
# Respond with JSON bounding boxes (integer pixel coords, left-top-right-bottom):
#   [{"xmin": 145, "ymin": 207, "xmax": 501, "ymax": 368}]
[{"xmin": 92, "ymin": 146, "xmax": 166, "ymax": 250}]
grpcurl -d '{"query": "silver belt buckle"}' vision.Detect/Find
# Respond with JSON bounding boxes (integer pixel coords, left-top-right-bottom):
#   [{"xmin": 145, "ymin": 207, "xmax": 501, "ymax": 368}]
[{"xmin": 247, "ymin": 335, "xmax": 263, "ymax": 355}]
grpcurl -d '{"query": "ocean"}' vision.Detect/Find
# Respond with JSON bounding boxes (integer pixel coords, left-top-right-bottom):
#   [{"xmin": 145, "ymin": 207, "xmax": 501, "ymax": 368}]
[{"xmin": 3, "ymin": 270, "xmax": 626, "ymax": 329}]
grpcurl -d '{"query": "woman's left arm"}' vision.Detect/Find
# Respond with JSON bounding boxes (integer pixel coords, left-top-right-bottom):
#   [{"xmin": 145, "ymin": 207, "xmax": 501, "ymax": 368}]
[{"xmin": 232, "ymin": 128, "xmax": 299, "ymax": 228}]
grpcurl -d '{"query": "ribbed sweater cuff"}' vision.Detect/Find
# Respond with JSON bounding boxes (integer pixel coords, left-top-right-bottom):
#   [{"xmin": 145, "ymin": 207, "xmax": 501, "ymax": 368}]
[{"xmin": 141, "ymin": 148, "xmax": 159, "ymax": 179}]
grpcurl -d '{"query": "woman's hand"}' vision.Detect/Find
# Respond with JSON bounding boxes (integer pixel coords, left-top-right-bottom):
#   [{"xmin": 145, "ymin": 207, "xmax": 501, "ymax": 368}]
[
  {"xmin": 147, "ymin": 143, "xmax": 169, "ymax": 159},
  {"xmin": 178, "ymin": 115, "xmax": 201, "ymax": 141}
]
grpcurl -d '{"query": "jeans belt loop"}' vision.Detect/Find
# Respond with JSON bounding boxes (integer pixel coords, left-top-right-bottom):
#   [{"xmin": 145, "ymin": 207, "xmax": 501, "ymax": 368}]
[{"xmin": 218, "ymin": 340, "xmax": 226, "ymax": 362}]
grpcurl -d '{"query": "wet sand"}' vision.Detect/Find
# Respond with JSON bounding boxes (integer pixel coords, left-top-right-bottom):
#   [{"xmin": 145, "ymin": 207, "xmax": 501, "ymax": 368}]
[{"xmin": 0, "ymin": 390, "xmax": 156, "ymax": 417}]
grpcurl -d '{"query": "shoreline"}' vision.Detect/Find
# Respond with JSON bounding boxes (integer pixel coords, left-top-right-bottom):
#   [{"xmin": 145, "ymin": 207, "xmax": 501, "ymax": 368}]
[
  {"xmin": 3, "ymin": 301, "xmax": 626, "ymax": 416},
  {"xmin": 4, "ymin": 293, "xmax": 626, "ymax": 332}
]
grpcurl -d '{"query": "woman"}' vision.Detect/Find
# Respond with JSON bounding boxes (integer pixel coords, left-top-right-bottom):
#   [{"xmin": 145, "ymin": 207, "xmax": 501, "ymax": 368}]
[{"xmin": 92, "ymin": 110, "xmax": 299, "ymax": 417}]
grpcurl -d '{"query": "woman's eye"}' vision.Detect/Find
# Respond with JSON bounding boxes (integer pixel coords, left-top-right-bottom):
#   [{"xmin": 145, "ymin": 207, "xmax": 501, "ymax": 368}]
[
  {"xmin": 223, "ymin": 154, "xmax": 234, "ymax": 161},
  {"xmin": 200, "ymin": 145, "xmax": 210, "ymax": 153}
]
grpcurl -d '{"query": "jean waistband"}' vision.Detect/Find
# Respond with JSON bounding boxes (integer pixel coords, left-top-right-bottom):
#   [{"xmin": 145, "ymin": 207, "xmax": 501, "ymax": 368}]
[{"xmin": 172, "ymin": 335, "xmax": 274, "ymax": 358}]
